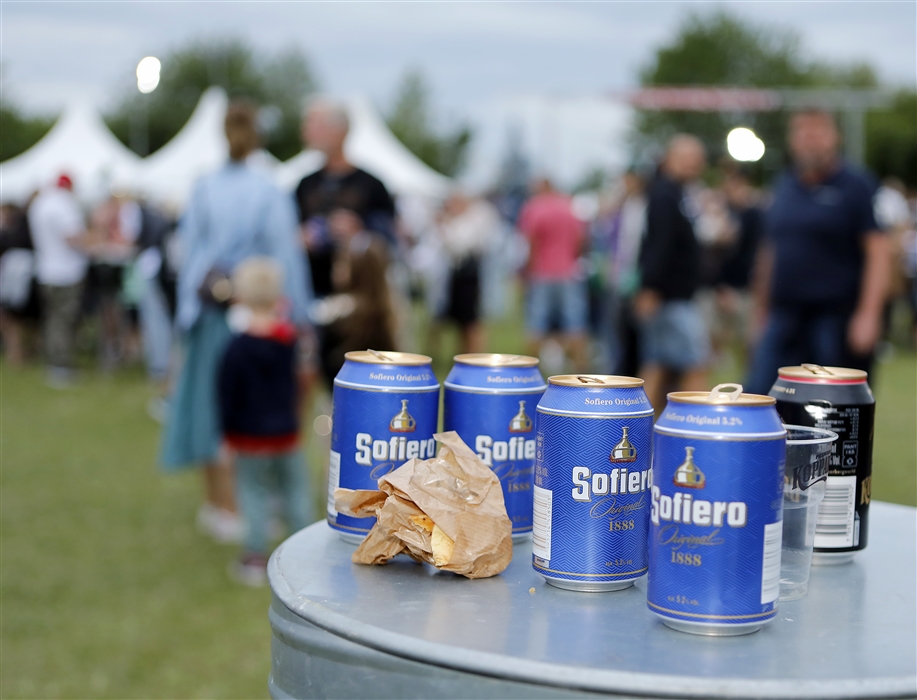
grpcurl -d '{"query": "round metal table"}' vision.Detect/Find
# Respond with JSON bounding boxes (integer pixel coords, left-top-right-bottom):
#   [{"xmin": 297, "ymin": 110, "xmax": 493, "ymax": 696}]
[{"xmin": 268, "ymin": 501, "xmax": 917, "ymax": 699}]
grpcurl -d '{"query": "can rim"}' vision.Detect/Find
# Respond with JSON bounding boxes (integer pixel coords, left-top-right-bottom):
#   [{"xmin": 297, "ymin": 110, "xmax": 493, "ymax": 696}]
[
  {"xmin": 453, "ymin": 353, "xmax": 540, "ymax": 368},
  {"xmin": 344, "ymin": 349, "xmax": 432, "ymax": 366},
  {"xmin": 548, "ymin": 374, "xmax": 644, "ymax": 388},
  {"xmin": 778, "ymin": 364, "xmax": 868, "ymax": 384},
  {"xmin": 668, "ymin": 383, "xmax": 775, "ymax": 406}
]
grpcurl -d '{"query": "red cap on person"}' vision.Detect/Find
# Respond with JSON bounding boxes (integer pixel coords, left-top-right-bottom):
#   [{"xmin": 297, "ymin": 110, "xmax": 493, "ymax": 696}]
[{"xmin": 57, "ymin": 173, "xmax": 73, "ymax": 190}]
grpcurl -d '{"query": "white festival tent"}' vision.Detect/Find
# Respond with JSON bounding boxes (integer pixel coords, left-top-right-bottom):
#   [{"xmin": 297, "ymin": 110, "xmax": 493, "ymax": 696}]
[
  {"xmin": 0, "ymin": 101, "xmax": 141, "ymax": 205},
  {"xmin": 128, "ymin": 89, "xmax": 451, "ymax": 205},
  {"xmin": 275, "ymin": 95, "xmax": 453, "ymax": 199},
  {"xmin": 1, "ymin": 88, "xmax": 452, "ymax": 209},
  {"xmin": 123, "ymin": 87, "xmax": 279, "ymax": 207},
  {"xmin": 126, "ymin": 87, "xmax": 231, "ymax": 208}
]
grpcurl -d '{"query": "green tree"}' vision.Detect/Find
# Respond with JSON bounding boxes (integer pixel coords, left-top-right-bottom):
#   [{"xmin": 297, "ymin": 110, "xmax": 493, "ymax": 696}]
[
  {"xmin": 0, "ymin": 106, "xmax": 53, "ymax": 162},
  {"xmin": 0, "ymin": 63, "xmax": 54, "ymax": 162},
  {"xmin": 866, "ymin": 90, "xmax": 917, "ymax": 188},
  {"xmin": 386, "ymin": 70, "xmax": 472, "ymax": 177},
  {"xmin": 106, "ymin": 39, "xmax": 316, "ymax": 159},
  {"xmin": 636, "ymin": 12, "xmax": 876, "ymax": 170}
]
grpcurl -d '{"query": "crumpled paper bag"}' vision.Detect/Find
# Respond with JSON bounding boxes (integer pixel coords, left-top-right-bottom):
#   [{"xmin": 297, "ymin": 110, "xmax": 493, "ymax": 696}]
[{"xmin": 334, "ymin": 431, "xmax": 513, "ymax": 579}]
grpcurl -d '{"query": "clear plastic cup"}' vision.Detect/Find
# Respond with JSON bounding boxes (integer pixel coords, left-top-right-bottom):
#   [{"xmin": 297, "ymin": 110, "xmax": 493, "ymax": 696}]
[{"xmin": 780, "ymin": 425, "xmax": 838, "ymax": 601}]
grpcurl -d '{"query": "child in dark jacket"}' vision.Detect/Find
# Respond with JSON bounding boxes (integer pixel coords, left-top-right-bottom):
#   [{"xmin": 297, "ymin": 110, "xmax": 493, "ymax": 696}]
[{"xmin": 218, "ymin": 257, "xmax": 312, "ymax": 585}]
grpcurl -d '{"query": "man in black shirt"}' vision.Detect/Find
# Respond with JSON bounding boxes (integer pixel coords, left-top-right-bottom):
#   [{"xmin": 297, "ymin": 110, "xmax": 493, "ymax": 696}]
[
  {"xmin": 295, "ymin": 99, "xmax": 396, "ymax": 298},
  {"xmin": 634, "ymin": 135, "xmax": 711, "ymax": 410}
]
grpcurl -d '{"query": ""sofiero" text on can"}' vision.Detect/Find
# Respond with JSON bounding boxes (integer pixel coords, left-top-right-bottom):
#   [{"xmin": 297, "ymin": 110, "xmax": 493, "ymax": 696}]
[
  {"xmin": 571, "ymin": 466, "xmax": 651, "ymax": 501},
  {"xmin": 354, "ymin": 433, "xmax": 437, "ymax": 464},
  {"xmin": 650, "ymin": 485, "xmax": 748, "ymax": 528}
]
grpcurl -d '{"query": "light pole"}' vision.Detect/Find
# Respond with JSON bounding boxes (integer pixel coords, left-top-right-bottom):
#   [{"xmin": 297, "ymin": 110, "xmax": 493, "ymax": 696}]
[{"xmin": 130, "ymin": 56, "xmax": 161, "ymax": 156}]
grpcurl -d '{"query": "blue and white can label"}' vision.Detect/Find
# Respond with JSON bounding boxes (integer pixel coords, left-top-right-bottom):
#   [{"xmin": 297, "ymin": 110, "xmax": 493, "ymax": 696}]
[
  {"xmin": 328, "ymin": 351, "xmax": 440, "ymax": 539},
  {"xmin": 647, "ymin": 384, "xmax": 787, "ymax": 634},
  {"xmin": 532, "ymin": 375, "xmax": 654, "ymax": 591},
  {"xmin": 443, "ymin": 354, "xmax": 546, "ymax": 536}
]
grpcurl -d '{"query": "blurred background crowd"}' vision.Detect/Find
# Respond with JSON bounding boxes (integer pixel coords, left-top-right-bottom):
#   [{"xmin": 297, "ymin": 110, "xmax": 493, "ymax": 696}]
[
  {"xmin": 3, "ymin": 4, "xmax": 915, "ymax": 697},
  {"xmin": 3, "ymin": 92, "xmax": 914, "ymax": 388},
  {"xmin": 4, "ymin": 9, "xmax": 917, "ymax": 575}
]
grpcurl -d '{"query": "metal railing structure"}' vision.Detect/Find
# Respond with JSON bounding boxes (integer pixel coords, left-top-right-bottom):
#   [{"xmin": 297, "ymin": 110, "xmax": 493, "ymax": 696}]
[{"xmin": 620, "ymin": 87, "xmax": 896, "ymax": 164}]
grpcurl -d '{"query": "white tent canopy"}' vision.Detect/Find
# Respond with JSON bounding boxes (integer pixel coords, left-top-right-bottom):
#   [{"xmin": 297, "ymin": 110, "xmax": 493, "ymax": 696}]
[
  {"xmin": 0, "ymin": 101, "xmax": 141, "ymax": 205},
  {"xmin": 275, "ymin": 96, "xmax": 452, "ymax": 199},
  {"xmin": 124, "ymin": 87, "xmax": 279, "ymax": 207},
  {"xmin": 126, "ymin": 87, "xmax": 230, "ymax": 208},
  {"xmin": 0, "ymin": 88, "xmax": 453, "ymax": 209},
  {"xmin": 129, "ymin": 89, "xmax": 451, "ymax": 205}
]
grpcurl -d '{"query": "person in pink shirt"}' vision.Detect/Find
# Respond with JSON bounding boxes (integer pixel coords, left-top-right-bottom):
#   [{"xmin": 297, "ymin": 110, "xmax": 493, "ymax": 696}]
[{"xmin": 517, "ymin": 178, "xmax": 588, "ymax": 371}]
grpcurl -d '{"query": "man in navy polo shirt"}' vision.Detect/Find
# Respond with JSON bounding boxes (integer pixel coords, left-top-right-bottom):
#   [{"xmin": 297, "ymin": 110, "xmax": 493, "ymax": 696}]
[{"xmin": 746, "ymin": 110, "xmax": 891, "ymax": 393}]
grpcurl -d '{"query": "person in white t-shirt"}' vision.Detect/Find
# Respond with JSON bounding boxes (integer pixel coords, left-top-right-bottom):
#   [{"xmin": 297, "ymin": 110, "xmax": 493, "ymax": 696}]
[{"xmin": 28, "ymin": 174, "xmax": 88, "ymax": 383}]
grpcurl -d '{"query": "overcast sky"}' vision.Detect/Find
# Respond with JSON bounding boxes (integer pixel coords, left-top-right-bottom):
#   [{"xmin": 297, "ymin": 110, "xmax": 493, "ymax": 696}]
[
  {"xmin": 3, "ymin": 1, "xmax": 914, "ymax": 115},
  {"xmin": 2, "ymin": 1, "xmax": 914, "ymax": 185}
]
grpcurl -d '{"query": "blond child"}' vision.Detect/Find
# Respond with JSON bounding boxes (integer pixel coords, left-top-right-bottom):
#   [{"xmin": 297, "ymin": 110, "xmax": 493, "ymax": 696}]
[{"xmin": 218, "ymin": 257, "xmax": 312, "ymax": 585}]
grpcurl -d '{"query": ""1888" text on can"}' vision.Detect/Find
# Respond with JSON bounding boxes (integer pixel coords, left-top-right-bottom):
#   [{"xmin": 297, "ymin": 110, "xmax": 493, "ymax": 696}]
[
  {"xmin": 647, "ymin": 384, "xmax": 786, "ymax": 635},
  {"xmin": 532, "ymin": 375, "xmax": 654, "ymax": 592}
]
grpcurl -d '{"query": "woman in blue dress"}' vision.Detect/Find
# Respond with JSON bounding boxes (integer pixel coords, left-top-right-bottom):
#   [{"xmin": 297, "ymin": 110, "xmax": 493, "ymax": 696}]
[{"xmin": 160, "ymin": 101, "xmax": 312, "ymax": 541}]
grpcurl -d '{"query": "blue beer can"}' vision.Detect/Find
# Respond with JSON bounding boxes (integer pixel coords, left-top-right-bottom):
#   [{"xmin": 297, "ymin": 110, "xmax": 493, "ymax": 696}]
[
  {"xmin": 647, "ymin": 383, "xmax": 787, "ymax": 635},
  {"xmin": 328, "ymin": 350, "xmax": 440, "ymax": 543},
  {"xmin": 443, "ymin": 353, "xmax": 546, "ymax": 540},
  {"xmin": 532, "ymin": 375, "xmax": 654, "ymax": 591}
]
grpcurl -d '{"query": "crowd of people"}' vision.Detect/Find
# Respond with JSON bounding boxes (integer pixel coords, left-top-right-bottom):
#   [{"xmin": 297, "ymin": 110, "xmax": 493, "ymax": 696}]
[
  {"xmin": 0, "ymin": 176, "xmax": 176, "ymax": 389},
  {"xmin": 590, "ymin": 111, "xmax": 914, "ymax": 406},
  {"xmin": 3, "ymin": 99, "xmax": 916, "ymax": 585}
]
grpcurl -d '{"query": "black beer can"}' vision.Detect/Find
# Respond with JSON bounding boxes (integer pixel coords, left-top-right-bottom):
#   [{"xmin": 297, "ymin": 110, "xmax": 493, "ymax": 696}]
[{"xmin": 769, "ymin": 365, "xmax": 874, "ymax": 565}]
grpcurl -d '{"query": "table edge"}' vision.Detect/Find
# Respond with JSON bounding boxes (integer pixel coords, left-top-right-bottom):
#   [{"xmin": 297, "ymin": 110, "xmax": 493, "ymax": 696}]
[{"xmin": 269, "ymin": 502, "xmax": 917, "ymax": 700}]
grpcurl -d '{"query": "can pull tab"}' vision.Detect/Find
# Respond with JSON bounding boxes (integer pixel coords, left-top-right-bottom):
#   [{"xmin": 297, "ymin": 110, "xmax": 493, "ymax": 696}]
[
  {"xmin": 708, "ymin": 383, "xmax": 743, "ymax": 402},
  {"xmin": 801, "ymin": 364, "xmax": 835, "ymax": 376},
  {"xmin": 497, "ymin": 355, "xmax": 522, "ymax": 365},
  {"xmin": 576, "ymin": 376, "xmax": 606, "ymax": 385},
  {"xmin": 367, "ymin": 349, "xmax": 393, "ymax": 363}
]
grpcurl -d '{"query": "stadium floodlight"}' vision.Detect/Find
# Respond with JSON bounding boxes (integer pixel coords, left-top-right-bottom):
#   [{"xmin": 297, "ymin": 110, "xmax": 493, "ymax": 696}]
[
  {"xmin": 726, "ymin": 127, "xmax": 765, "ymax": 162},
  {"xmin": 136, "ymin": 56, "xmax": 161, "ymax": 94}
]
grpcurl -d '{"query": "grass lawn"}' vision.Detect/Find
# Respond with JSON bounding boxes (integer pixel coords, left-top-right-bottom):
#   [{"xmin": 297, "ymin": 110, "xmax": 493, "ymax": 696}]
[{"xmin": 2, "ymin": 305, "xmax": 915, "ymax": 698}]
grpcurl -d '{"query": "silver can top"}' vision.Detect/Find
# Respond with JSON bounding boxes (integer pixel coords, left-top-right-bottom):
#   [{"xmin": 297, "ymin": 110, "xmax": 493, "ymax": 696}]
[
  {"xmin": 548, "ymin": 374, "xmax": 644, "ymax": 388},
  {"xmin": 345, "ymin": 349, "xmax": 432, "ymax": 366},
  {"xmin": 453, "ymin": 353, "xmax": 539, "ymax": 368},
  {"xmin": 778, "ymin": 364, "xmax": 868, "ymax": 383},
  {"xmin": 668, "ymin": 383, "xmax": 776, "ymax": 406}
]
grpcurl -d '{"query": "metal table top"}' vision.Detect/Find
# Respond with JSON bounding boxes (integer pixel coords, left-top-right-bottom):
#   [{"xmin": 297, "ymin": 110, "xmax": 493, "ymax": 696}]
[{"xmin": 269, "ymin": 501, "xmax": 917, "ymax": 699}]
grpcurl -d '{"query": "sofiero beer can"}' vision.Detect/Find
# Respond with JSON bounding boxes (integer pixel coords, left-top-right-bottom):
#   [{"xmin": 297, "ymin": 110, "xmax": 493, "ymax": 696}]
[
  {"xmin": 443, "ymin": 354, "xmax": 546, "ymax": 540},
  {"xmin": 770, "ymin": 364, "xmax": 875, "ymax": 565},
  {"xmin": 328, "ymin": 350, "xmax": 440, "ymax": 543},
  {"xmin": 647, "ymin": 384, "xmax": 786, "ymax": 636},
  {"xmin": 532, "ymin": 375, "xmax": 654, "ymax": 592}
]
